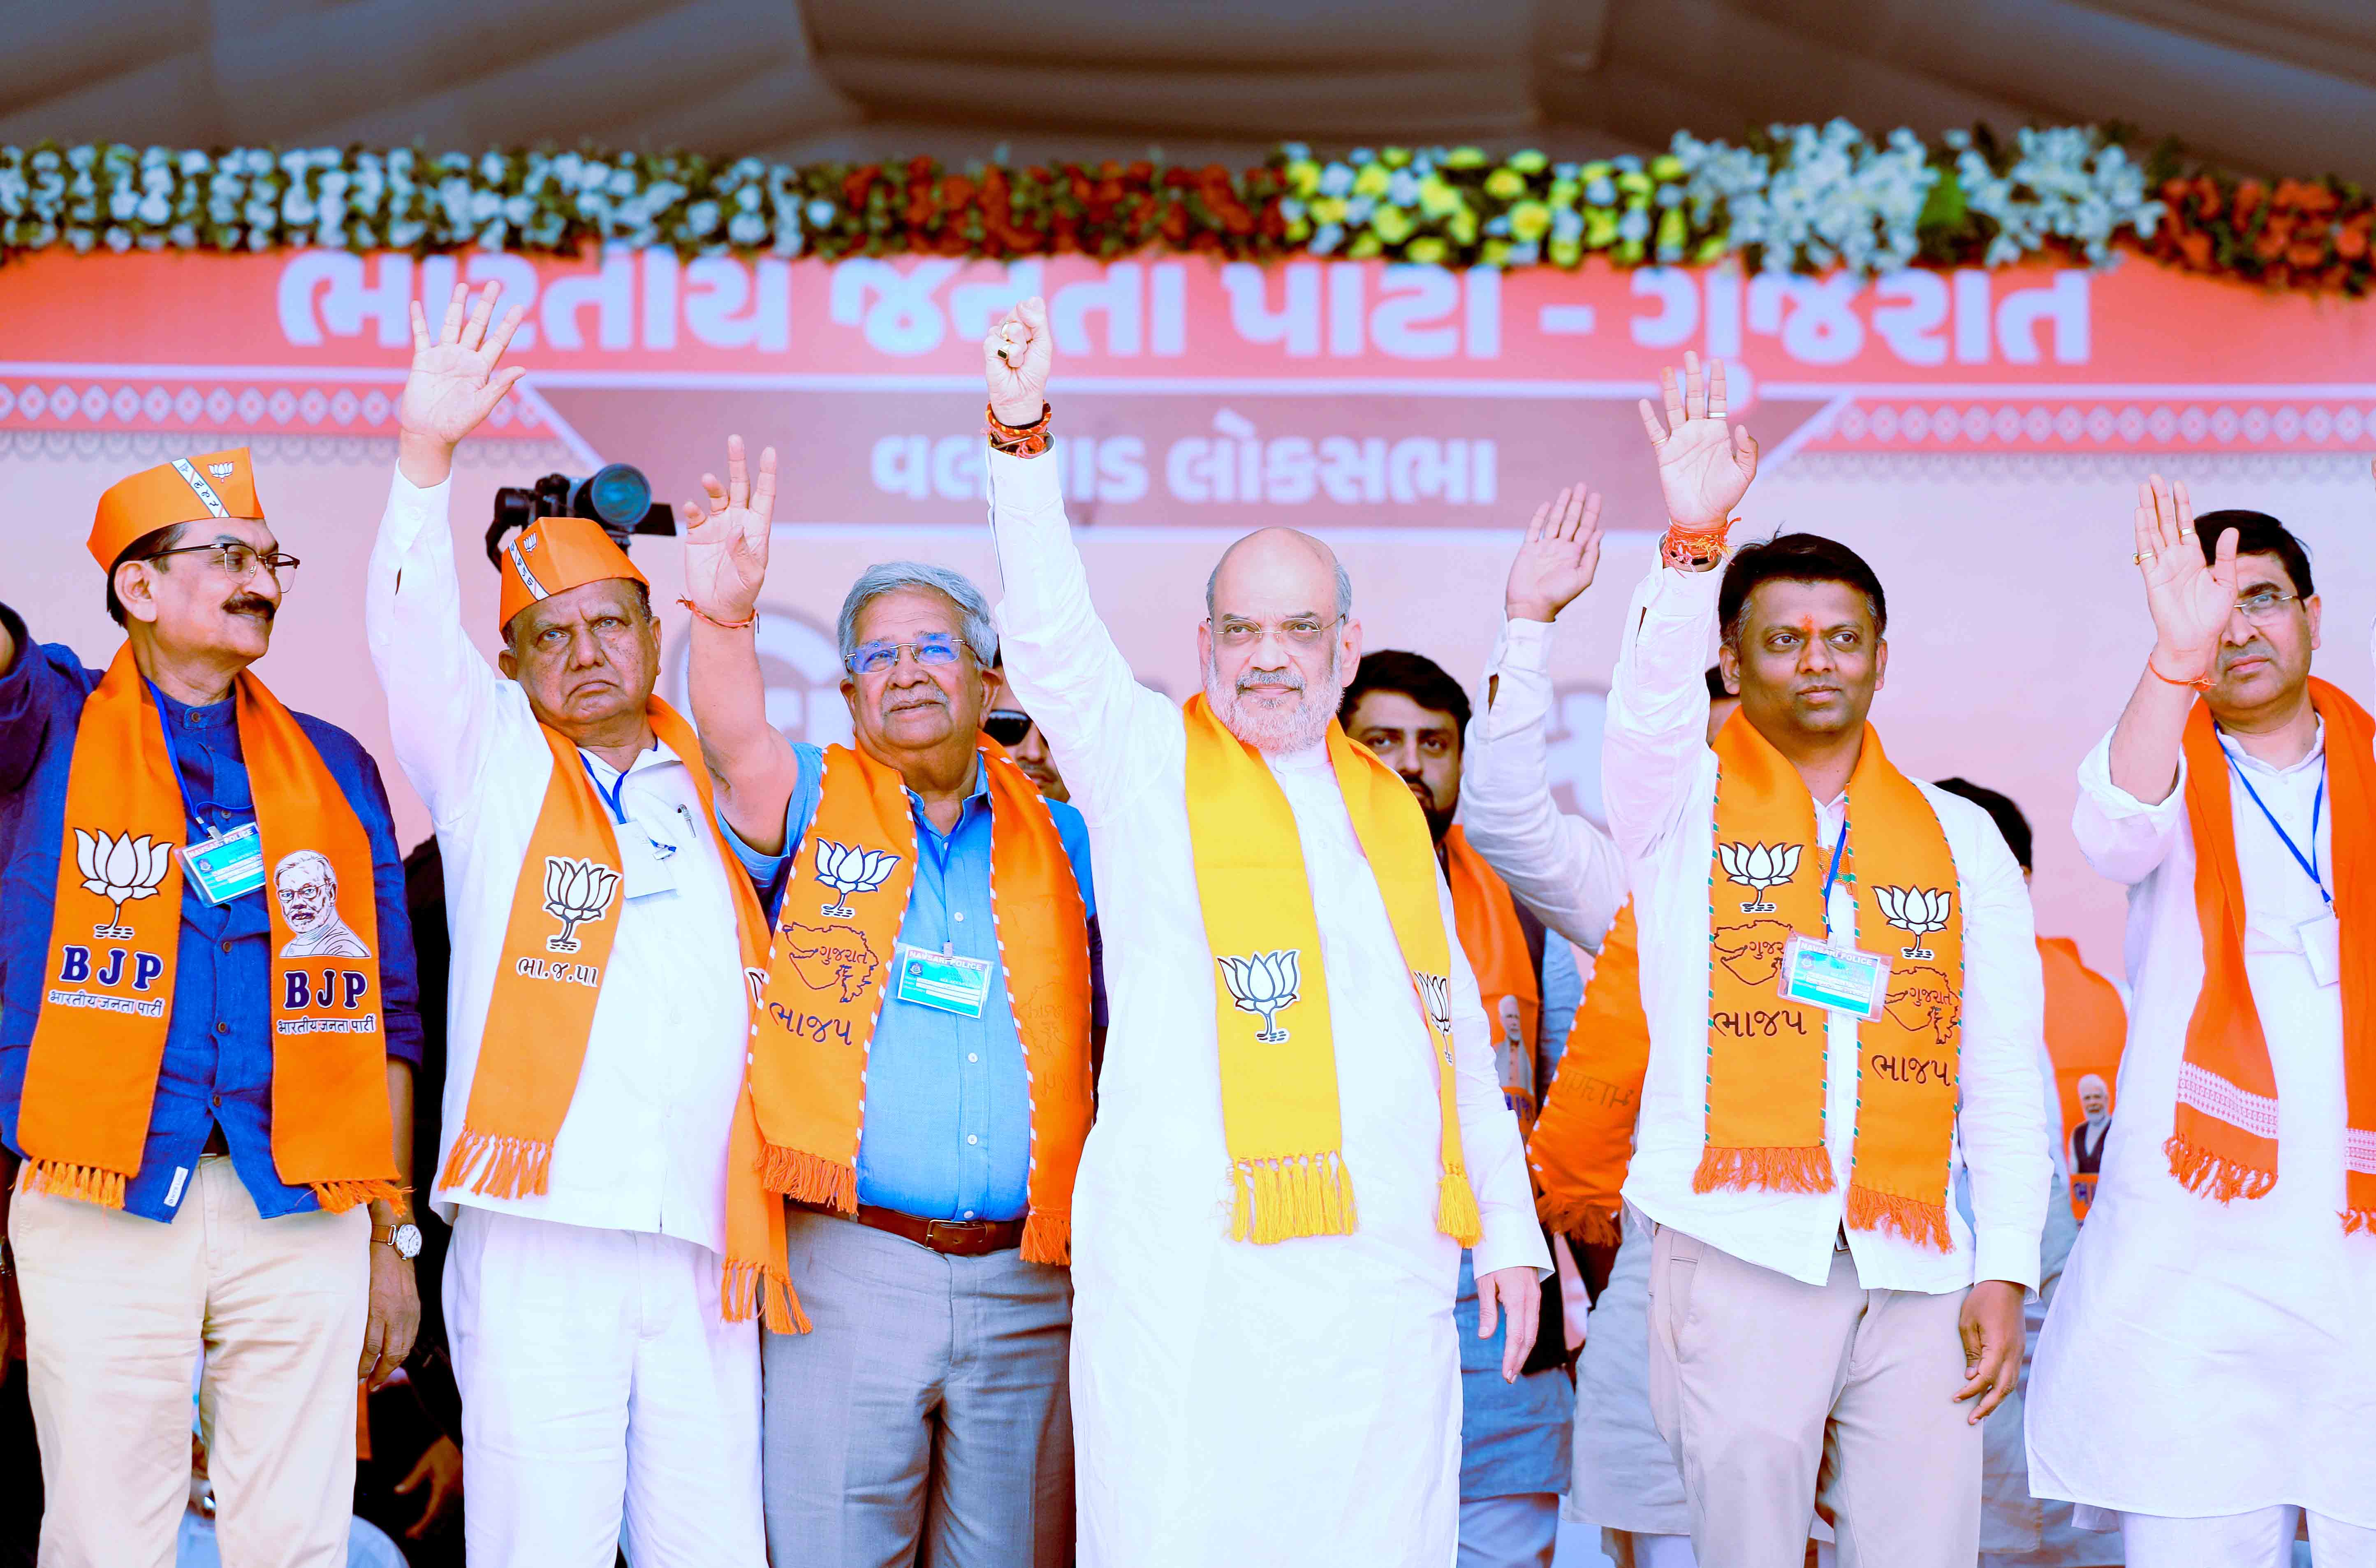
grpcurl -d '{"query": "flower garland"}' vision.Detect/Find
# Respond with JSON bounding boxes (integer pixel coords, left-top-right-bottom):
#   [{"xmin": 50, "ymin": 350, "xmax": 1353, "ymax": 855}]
[{"xmin": 0, "ymin": 126, "xmax": 2364, "ymax": 294}]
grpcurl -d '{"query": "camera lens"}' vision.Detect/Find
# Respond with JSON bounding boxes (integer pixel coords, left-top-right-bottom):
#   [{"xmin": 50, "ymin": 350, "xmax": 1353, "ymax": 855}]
[{"xmin": 577, "ymin": 463, "xmax": 652, "ymax": 528}]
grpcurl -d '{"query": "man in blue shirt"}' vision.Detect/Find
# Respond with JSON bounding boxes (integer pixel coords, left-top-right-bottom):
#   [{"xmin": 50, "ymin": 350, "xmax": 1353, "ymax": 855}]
[
  {"xmin": 0, "ymin": 449, "xmax": 423, "ymax": 1567},
  {"xmin": 677, "ymin": 438, "xmax": 1100, "ymax": 1568}
]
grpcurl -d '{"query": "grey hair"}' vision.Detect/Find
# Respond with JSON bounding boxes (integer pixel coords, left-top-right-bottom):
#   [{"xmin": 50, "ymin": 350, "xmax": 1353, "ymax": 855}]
[
  {"xmin": 838, "ymin": 561, "xmax": 998, "ymax": 667},
  {"xmin": 1204, "ymin": 556, "xmax": 1354, "ymax": 620}
]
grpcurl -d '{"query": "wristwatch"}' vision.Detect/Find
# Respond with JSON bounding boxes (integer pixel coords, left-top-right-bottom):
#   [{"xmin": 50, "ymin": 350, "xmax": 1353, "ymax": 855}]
[{"xmin": 372, "ymin": 1221, "xmax": 423, "ymax": 1261}]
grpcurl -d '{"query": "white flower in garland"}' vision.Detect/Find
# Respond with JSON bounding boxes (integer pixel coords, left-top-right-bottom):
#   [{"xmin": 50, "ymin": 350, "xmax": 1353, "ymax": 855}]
[
  {"xmin": 1948, "ymin": 126, "xmax": 2161, "ymax": 266},
  {"xmin": 1673, "ymin": 120, "xmax": 1935, "ymax": 275}
]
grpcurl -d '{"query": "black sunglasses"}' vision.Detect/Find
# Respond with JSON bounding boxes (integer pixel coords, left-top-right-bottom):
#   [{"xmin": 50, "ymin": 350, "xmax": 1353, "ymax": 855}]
[{"xmin": 984, "ymin": 709, "xmax": 1035, "ymax": 747}]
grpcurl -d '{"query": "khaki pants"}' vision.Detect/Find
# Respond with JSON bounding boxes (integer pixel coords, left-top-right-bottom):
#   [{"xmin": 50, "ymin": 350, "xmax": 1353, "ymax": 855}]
[
  {"xmin": 12, "ymin": 1155, "xmax": 369, "ymax": 1568},
  {"xmin": 1647, "ymin": 1226, "xmax": 1979, "ymax": 1568}
]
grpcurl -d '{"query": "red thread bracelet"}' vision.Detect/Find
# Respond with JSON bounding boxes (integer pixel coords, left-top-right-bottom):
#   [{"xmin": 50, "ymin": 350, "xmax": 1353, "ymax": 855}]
[
  {"xmin": 678, "ymin": 597, "xmax": 756, "ymax": 631},
  {"xmin": 2147, "ymin": 658, "xmax": 2215, "ymax": 692}
]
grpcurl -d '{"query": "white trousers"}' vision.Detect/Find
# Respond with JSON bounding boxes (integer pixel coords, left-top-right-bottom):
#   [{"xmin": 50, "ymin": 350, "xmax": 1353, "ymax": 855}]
[
  {"xmin": 13, "ymin": 1156, "xmax": 368, "ymax": 1568},
  {"xmin": 445, "ymin": 1206, "xmax": 762, "ymax": 1567},
  {"xmin": 1455, "ymin": 1493, "xmax": 1559, "ymax": 1568},
  {"xmin": 2120, "ymin": 1507, "xmax": 2376, "ymax": 1568}
]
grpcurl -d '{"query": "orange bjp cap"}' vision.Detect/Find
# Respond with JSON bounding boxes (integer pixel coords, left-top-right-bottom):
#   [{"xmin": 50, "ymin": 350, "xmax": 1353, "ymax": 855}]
[
  {"xmin": 89, "ymin": 447, "xmax": 265, "ymax": 572},
  {"xmin": 496, "ymin": 514, "xmax": 648, "ymax": 635}
]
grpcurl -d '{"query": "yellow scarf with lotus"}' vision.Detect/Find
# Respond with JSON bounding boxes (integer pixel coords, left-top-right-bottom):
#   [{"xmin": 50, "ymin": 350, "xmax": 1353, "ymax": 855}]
[{"xmin": 1182, "ymin": 694, "xmax": 1482, "ymax": 1247}]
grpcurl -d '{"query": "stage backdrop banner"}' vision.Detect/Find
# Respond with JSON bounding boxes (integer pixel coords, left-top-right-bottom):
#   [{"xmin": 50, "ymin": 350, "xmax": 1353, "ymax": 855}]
[{"xmin": 5, "ymin": 248, "xmax": 2372, "ymax": 971}]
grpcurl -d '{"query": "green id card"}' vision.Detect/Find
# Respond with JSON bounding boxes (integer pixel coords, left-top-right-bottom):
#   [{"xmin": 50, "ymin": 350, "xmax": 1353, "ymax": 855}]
[
  {"xmin": 894, "ymin": 944, "xmax": 995, "ymax": 1018},
  {"xmin": 1779, "ymin": 933, "xmax": 1890, "ymax": 1020},
  {"xmin": 180, "ymin": 823, "xmax": 265, "ymax": 905}
]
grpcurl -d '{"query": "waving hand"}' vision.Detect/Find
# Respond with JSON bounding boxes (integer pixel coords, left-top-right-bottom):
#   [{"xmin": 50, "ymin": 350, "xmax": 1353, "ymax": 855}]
[
  {"xmin": 397, "ymin": 282, "xmax": 527, "ymax": 487},
  {"xmin": 680, "ymin": 435, "xmax": 778, "ymax": 625},
  {"xmin": 1636, "ymin": 350, "xmax": 1758, "ymax": 530}
]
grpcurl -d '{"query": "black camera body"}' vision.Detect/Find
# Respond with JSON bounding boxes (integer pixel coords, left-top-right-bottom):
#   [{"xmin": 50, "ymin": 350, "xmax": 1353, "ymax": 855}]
[{"xmin": 485, "ymin": 463, "xmax": 675, "ymax": 567}]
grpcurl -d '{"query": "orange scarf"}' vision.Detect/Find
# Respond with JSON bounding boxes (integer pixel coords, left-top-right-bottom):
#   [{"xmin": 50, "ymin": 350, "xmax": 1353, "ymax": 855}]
[
  {"xmin": 20, "ymin": 647, "xmax": 396, "ymax": 1211},
  {"xmin": 745, "ymin": 739, "xmax": 1094, "ymax": 1265},
  {"xmin": 437, "ymin": 699, "xmax": 796, "ymax": 1329},
  {"xmin": 1529, "ymin": 900, "xmax": 1649, "ymax": 1248},
  {"xmin": 2172, "ymin": 688, "xmax": 2376, "ymax": 1230},
  {"xmin": 1702, "ymin": 712, "xmax": 1966, "ymax": 1251},
  {"xmin": 1444, "ymin": 827, "xmax": 1543, "ymax": 1133}
]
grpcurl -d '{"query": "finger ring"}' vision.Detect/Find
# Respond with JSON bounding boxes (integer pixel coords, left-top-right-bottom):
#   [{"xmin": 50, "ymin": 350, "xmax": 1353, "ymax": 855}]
[
  {"xmin": 2134, "ymin": 551, "xmax": 2154, "ymax": 563},
  {"xmin": 2179, "ymin": 530, "xmax": 2195, "ymax": 540}
]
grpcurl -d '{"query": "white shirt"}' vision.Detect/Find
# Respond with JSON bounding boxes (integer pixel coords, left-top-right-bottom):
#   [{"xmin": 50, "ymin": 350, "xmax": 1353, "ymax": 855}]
[
  {"xmin": 365, "ymin": 472, "xmax": 750, "ymax": 1254},
  {"xmin": 1464, "ymin": 568, "xmax": 2049, "ymax": 1293},
  {"xmin": 2027, "ymin": 713, "xmax": 2376, "ymax": 1526},
  {"xmin": 985, "ymin": 445, "xmax": 1545, "ymax": 1568}
]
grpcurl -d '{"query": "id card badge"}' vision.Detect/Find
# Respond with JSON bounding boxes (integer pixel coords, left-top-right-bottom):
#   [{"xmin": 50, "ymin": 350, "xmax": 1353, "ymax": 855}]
[
  {"xmin": 1779, "ymin": 933, "xmax": 1892, "ymax": 1021},
  {"xmin": 617, "ymin": 828, "xmax": 679, "ymax": 900},
  {"xmin": 180, "ymin": 822, "xmax": 264, "ymax": 905},
  {"xmin": 2301, "ymin": 911, "xmax": 2342, "ymax": 988},
  {"xmin": 894, "ymin": 945, "xmax": 995, "ymax": 1018}
]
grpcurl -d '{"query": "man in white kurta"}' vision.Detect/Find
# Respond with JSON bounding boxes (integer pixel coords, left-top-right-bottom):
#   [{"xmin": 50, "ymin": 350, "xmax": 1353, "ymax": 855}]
[
  {"xmin": 979, "ymin": 300, "xmax": 1549, "ymax": 1568},
  {"xmin": 2028, "ymin": 489, "xmax": 2376, "ymax": 1565},
  {"xmin": 363, "ymin": 285, "xmax": 762, "ymax": 1564}
]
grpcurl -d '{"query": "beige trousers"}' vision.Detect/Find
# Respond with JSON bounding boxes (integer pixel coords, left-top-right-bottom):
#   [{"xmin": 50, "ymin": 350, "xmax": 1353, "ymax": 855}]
[
  {"xmin": 12, "ymin": 1155, "xmax": 370, "ymax": 1568},
  {"xmin": 1647, "ymin": 1225, "xmax": 1980, "ymax": 1568}
]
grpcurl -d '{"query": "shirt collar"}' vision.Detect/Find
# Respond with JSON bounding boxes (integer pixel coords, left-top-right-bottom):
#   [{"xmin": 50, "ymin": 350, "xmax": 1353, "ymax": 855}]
[{"xmin": 153, "ymin": 685, "xmax": 233, "ymax": 730}]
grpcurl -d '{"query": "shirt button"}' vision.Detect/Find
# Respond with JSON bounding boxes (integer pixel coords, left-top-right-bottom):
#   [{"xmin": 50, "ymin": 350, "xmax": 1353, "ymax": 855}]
[
  {"xmin": 220, "ymin": 941, "xmax": 232, "ymax": 954},
  {"xmin": 966, "ymin": 1135, "xmax": 979, "ymax": 1146},
  {"xmin": 952, "ymin": 910, "xmax": 965, "ymax": 922},
  {"xmin": 967, "ymin": 1053, "xmax": 979, "ymax": 1064},
  {"xmin": 215, "ymin": 1021, "xmax": 231, "ymax": 1035},
  {"xmin": 963, "ymin": 1210, "xmax": 976, "ymax": 1219},
  {"xmin": 210, "ymin": 1093, "xmax": 221, "ymax": 1107}
]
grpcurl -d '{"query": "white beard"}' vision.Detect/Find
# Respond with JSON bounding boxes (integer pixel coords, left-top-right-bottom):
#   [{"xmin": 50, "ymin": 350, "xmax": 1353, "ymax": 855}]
[{"xmin": 1204, "ymin": 644, "xmax": 1338, "ymax": 754}]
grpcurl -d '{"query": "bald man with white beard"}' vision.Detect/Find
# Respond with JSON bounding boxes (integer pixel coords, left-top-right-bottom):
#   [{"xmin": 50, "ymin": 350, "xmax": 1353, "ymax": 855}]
[{"xmin": 978, "ymin": 299, "xmax": 1548, "ymax": 1568}]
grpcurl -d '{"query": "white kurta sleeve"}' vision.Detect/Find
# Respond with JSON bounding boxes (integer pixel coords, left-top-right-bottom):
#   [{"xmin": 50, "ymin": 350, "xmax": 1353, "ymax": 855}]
[
  {"xmin": 2072, "ymin": 728, "xmax": 2191, "ymax": 887},
  {"xmin": 1603, "ymin": 563, "xmax": 1722, "ymax": 863},
  {"xmin": 985, "ymin": 445, "xmax": 1181, "ymax": 826},
  {"xmin": 1461, "ymin": 615, "xmax": 1627, "ymax": 952},
  {"xmin": 364, "ymin": 469, "xmax": 516, "ymax": 829},
  {"xmin": 1946, "ymin": 806, "xmax": 2053, "ymax": 1293},
  {"xmin": 1442, "ymin": 871, "xmax": 1552, "ymax": 1280}
]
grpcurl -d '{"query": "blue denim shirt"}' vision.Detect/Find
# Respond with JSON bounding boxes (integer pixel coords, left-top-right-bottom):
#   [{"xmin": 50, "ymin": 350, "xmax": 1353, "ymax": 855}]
[
  {"xmin": 727, "ymin": 743, "xmax": 1098, "ymax": 1223},
  {"xmin": 0, "ymin": 606, "xmax": 422, "ymax": 1222},
  {"xmin": 1455, "ymin": 934, "xmax": 1581, "ymax": 1499}
]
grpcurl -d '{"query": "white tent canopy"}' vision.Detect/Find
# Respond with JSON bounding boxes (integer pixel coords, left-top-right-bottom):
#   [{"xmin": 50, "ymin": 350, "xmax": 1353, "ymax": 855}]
[{"xmin": 3, "ymin": 0, "xmax": 2370, "ymax": 181}]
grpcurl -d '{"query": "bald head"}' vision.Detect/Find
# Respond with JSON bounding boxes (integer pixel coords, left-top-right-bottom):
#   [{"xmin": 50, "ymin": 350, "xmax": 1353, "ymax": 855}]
[{"xmin": 1207, "ymin": 527, "xmax": 1352, "ymax": 623}]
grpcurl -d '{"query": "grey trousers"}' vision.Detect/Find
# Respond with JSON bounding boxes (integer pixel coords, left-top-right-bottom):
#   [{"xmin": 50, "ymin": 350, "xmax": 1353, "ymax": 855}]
[{"xmin": 761, "ymin": 1209, "xmax": 1073, "ymax": 1568}]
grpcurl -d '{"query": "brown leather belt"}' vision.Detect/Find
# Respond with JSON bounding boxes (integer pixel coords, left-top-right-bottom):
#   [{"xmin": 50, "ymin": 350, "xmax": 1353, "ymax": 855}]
[{"xmin": 806, "ymin": 1202, "xmax": 1024, "ymax": 1257}]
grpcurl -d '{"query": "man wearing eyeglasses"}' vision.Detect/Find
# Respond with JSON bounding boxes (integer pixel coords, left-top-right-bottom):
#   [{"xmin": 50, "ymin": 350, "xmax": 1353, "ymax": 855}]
[
  {"xmin": 976, "ymin": 299, "xmax": 1547, "ymax": 1568},
  {"xmin": 2029, "ymin": 485, "xmax": 2376, "ymax": 1567},
  {"xmin": 0, "ymin": 448, "xmax": 424, "ymax": 1567},
  {"xmin": 988, "ymin": 654, "xmax": 1071, "ymax": 804},
  {"xmin": 676, "ymin": 443, "xmax": 1101, "ymax": 1568}
]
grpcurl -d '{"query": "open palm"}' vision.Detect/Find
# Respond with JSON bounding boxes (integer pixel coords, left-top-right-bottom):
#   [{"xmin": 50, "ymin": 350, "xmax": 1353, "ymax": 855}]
[
  {"xmin": 1637, "ymin": 351, "xmax": 1758, "ymax": 530},
  {"xmin": 680, "ymin": 435, "xmax": 777, "ymax": 624},
  {"xmin": 2133, "ymin": 473, "xmax": 2235, "ymax": 673},
  {"xmin": 1505, "ymin": 484, "xmax": 1605, "ymax": 623},
  {"xmin": 398, "ymin": 283, "xmax": 526, "ymax": 450}
]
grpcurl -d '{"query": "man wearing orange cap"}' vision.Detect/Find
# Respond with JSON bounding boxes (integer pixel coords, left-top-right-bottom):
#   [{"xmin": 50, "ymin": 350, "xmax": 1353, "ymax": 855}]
[
  {"xmin": 0, "ymin": 447, "xmax": 426, "ymax": 1566},
  {"xmin": 367, "ymin": 282, "xmax": 780, "ymax": 1566}
]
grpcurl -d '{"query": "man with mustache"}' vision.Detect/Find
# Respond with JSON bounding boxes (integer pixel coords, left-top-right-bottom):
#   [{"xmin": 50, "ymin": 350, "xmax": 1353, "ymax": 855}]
[
  {"xmin": 979, "ymin": 298, "xmax": 1547, "ymax": 1568},
  {"xmin": 366, "ymin": 283, "xmax": 784, "ymax": 1566},
  {"xmin": 1340, "ymin": 649, "xmax": 1591, "ymax": 1568},
  {"xmin": 2029, "ymin": 486, "xmax": 2376, "ymax": 1566},
  {"xmin": 1463, "ymin": 358, "xmax": 2049, "ymax": 1568},
  {"xmin": 0, "ymin": 447, "xmax": 423, "ymax": 1566},
  {"xmin": 674, "ymin": 442, "xmax": 1101, "ymax": 1568}
]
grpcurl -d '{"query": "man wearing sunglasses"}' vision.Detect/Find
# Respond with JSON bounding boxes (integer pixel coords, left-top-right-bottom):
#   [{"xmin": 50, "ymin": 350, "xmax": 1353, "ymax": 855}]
[
  {"xmin": 987, "ymin": 655, "xmax": 1070, "ymax": 804},
  {"xmin": 2030, "ymin": 487, "xmax": 2376, "ymax": 1567},
  {"xmin": 678, "ymin": 441, "xmax": 1101, "ymax": 1568},
  {"xmin": 0, "ymin": 448, "xmax": 424, "ymax": 1567}
]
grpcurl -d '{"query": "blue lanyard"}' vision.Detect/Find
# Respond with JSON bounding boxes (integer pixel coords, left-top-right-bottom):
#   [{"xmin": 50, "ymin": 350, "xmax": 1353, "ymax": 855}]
[
  {"xmin": 2225, "ymin": 748, "xmax": 2329, "ymax": 906},
  {"xmin": 1819, "ymin": 812, "xmax": 1850, "ymax": 906},
  {"xmin": 144, "ymin": 678, "xmax": 238, "ymax": 836},
  {"xmin": 580, "ymin": 753, "xmax": 632, "ymax": 826}
]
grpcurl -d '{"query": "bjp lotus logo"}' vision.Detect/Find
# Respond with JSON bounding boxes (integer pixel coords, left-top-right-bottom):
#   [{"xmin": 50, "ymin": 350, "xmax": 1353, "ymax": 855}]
[
  {"xmin": 812, "ymin": 839, "xmax": 898, "ymax": 919},
  {"xmin": 541, "ymin": 855, "xmax": 621, "ymax": 953},
  {"xmin": 76, "ymin": 828, "xmax": 172, "ymax": 938},
  {"xmin": 1218, "ymin": 949, "xmax": 1302, "ymax": 1044},
  {"xmin": 1874, "ymin": 885, "xmax": 1952, "ymax": 961},
  {"xmin": 1718, "ymin": 840, "xmax": 1801, "ymax": 914},
  {"xmin": 1413, "ymin": 970, "xmax": 1455, "ymax": 1064}
]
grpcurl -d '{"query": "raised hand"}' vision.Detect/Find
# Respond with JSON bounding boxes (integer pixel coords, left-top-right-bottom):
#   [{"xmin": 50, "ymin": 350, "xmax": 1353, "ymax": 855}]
[
  {"xmin": 982, "ymin": 296, "xmax": 1053, "ymax": 426},
  {"xmin": 1505, "ymin": 484, "xmax": 1605, "ymax": 623},
  {"xmin": 398, "ymin": 281, "xmax": 527, "ymax": 487},
  {"xmin": 1636, "ymin": 350, "xmax": 1758, "ymax": 530},
  {"xmin": 679, "ymin": 435, "xmax": 778, "ymax": 625},
  {"xmin": 2132, "ymin": 474, "xmax": 2237, "ymax": 680}
]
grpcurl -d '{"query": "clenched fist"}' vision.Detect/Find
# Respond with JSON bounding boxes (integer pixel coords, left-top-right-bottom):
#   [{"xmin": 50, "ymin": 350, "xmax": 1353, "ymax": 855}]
[{"xmin": 983, "ymin": 296, "xmax": 1053, "ymax": 426}]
